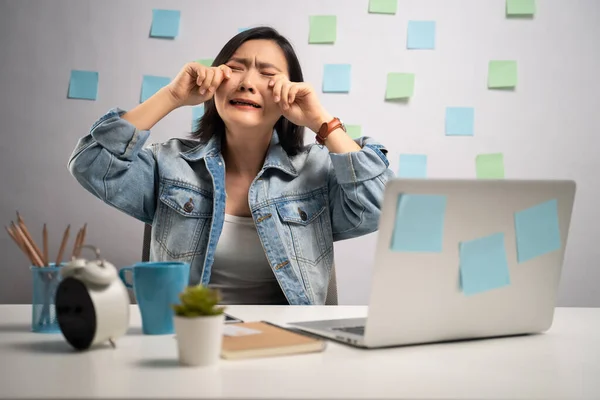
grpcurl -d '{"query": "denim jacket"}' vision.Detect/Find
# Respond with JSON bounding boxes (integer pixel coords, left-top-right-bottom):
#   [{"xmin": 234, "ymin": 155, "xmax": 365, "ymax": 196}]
[{"xmin": 67, "ymin": 108, "xmax": 395, "ymax": 305}]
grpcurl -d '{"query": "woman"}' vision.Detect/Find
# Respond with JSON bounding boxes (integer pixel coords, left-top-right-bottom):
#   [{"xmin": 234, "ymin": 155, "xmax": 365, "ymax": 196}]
[{"xmin": 68, "ymin": 26, "xmax": 394, "ymax": 305}]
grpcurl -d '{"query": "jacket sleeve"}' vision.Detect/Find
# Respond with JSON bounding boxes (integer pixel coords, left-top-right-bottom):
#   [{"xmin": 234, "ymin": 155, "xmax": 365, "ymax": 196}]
[
  {"xmin": 327, "ymin": 137, "xmax": 395, "ymax": 241},
  {"xmin": 67, "ymin": 108, "xmax": 158, "ymax": 225}
]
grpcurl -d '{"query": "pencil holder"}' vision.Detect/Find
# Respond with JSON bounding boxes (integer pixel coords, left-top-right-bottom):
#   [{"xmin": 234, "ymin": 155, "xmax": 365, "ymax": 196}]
[{"xmin": 31, "ymin": 264, "xmax": 64, "ymax": 333}]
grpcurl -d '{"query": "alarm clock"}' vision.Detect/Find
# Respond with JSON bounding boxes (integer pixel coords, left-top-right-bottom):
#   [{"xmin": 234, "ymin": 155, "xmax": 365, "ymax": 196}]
[{"xmin": 55, "ymin": 245, "xmax": 130, "ymax": 350}]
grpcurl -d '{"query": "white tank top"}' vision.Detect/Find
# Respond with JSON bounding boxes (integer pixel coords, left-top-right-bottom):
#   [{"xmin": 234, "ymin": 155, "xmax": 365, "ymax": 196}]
[{"xmin": 208, "ymin": 213, "xmax": 288, "ymax": 305}]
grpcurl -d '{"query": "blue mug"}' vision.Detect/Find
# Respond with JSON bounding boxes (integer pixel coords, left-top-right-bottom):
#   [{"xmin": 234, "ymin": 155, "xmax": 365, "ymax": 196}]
[{"xmin": 118, "ymin": 262, "xmax": 190, "ymax": 335}]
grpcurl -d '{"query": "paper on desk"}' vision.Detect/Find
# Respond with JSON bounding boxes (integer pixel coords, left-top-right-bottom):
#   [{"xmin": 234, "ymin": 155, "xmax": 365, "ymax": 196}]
[
  {"xmin": 223, "ymin": 325, "xmax": 262, "ymax": 337},
  {"xmin": 390, "ymin": 194, "xmax": 447, "ymax": 252},
  {"xmin": 514, "ymin": 199, "xmax": 561, "ymax": 263}
]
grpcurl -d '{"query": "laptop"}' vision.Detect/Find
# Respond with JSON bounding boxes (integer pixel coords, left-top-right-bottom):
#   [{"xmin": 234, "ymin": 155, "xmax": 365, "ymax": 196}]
[{"xmin": 288, "ymin": 179, "xmax": 577, "ymax": 348}]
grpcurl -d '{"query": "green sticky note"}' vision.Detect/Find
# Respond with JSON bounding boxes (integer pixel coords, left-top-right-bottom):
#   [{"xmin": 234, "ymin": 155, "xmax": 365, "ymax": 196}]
[
  {"xmin": 369, "ymin": 0, "xmax": 397, "ymax": 14},
  {"xmin": 459, "ymin": 233, "xmax": 511, "ymax": 296},
  {"xmin": 506, "ymin": 0, "xmax": 536, "ymax": 16},
  {"xmin": 346, "ymin": 125, "xmax": 361, "ymax": 139},
  {"xmin": 385, "ymin": 73, "xmax": 415, "ymax": 99},
  {"xmin": 476, "ymin": 153, "xmax": 504, "ymax": 179},
  {"xmin": 488, "ymin": 60, "xmax": 517, "ymax": 88},
  {"xmin": 195, "ymin": 58, "xmax": 214, "ymax": 67},
  {"xmin": 309, "ymin": 15, "xmax": 336, "ymax": 44}
]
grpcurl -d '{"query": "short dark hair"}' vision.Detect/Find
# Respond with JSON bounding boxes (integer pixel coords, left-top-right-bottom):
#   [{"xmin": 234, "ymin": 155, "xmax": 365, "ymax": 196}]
[{"xmin": 191, "ymin": 26, "xmax": 305, "ymax": 156}]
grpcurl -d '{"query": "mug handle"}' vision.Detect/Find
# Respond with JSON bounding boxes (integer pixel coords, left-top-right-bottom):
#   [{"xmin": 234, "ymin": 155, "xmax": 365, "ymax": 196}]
[{"xmin": 118, "ymin": 267, "xmax": 134, "ymax": 289}]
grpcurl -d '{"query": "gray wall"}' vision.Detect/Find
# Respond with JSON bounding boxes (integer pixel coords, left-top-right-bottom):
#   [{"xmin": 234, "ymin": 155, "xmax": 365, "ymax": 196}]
[{"xmin": 1, "ymin": 0, "xmax": 599, "ymax": 306}]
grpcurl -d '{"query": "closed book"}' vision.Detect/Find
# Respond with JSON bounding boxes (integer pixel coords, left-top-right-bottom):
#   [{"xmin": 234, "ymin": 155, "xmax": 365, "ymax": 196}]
[{"xmin": 221, "ymin": 321, "xmax": 327, "ymax": 360}]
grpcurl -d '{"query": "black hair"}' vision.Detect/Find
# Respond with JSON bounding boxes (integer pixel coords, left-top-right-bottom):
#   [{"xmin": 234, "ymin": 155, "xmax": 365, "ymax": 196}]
[{"xmin": 191, "ymin": 26, "xmax": 305, "ymax": 156}]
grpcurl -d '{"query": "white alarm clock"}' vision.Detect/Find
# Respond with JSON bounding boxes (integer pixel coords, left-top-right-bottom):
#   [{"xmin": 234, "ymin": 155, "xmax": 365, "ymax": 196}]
[{"xmin": 55, "ymin": 245, "xmax": 130, "ymax": 350}]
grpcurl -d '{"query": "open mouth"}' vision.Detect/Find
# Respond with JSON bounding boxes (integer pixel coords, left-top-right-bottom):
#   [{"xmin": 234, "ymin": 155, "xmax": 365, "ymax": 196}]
[{"xmin": 229, "ymin": 99, "xmax": 261, "ymax": 108}]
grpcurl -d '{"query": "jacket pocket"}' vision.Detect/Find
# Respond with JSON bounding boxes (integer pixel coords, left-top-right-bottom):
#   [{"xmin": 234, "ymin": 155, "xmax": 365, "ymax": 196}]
[
  {"xmin": 155, "ymin": 183, "xmax": 213, "ymax": 258},
  {"xmin": 275, "ymin": 193, "xmax": 333, "ymax": 265}
]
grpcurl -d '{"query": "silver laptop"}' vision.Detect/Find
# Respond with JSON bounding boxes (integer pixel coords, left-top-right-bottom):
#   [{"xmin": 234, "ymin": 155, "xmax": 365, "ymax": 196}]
[{"xmin": 288, "ymin": 179, "xmax": 577, "ymax": 348}]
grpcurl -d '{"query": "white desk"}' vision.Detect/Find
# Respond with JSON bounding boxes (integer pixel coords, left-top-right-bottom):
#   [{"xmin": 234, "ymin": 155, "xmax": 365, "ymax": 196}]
[{"xmin": 0, "ymin": 305, "xmax": 598, "ymax": 399}]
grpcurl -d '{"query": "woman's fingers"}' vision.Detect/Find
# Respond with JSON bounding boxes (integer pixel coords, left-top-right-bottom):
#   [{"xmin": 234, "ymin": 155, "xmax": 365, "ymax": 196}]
[
  {"xmin": 280, "ymin": 82, "xmax": 292, "ymax": 110},
  {"xmin": 198, "ymin": 68, "xmax": 215, "ymax": 95}
]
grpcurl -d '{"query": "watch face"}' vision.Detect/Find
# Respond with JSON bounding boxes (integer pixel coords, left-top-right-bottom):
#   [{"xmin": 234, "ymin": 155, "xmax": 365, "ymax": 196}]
[{"xmin": 55, "ymin": 277, "xmax": 97, "ymax": 350}]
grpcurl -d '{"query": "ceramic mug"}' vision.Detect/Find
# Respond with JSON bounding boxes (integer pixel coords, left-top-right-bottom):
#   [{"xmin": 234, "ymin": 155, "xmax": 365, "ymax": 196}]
[{"xmin": 118, "ymin": 262, "xmax": 190, "ymax": 335}]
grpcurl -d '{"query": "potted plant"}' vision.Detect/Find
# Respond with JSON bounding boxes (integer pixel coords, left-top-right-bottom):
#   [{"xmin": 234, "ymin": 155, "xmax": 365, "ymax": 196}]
[{"xmin": 172, "ymin": 285, "xmax": 226, "ymax": 367}]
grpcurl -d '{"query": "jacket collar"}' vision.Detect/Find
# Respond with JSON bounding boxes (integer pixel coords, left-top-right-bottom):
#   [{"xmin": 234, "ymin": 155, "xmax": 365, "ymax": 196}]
[{"xmin": 180, "ymin": 130, "xmax": 298, "ymax": 177}]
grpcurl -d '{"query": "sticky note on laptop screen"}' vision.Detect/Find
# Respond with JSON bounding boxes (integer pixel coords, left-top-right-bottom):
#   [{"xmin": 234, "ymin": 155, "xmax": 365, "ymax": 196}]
[
  {"xmin": 390, "ymin": 194, "xmax": 447, "ymax": 252},
  {"xmin": 459, "ymin": 233, "xmax": 511, "ymax": 296},
  {"xmin": 514, "ymin": 199, "xmax": 561, "ymax": 263}
]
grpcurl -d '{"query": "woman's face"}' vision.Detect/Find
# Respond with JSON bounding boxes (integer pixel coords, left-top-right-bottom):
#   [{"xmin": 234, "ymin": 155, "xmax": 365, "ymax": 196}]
[{"xmin": 214, "ymin": 39, "xmax": 289, "ymax": 133}]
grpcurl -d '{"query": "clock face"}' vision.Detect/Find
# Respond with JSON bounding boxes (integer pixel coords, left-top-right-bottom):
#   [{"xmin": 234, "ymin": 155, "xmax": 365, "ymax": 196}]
[{"xmin": 55, "ymin": 278, "xmax": 97, "ymax": 350}]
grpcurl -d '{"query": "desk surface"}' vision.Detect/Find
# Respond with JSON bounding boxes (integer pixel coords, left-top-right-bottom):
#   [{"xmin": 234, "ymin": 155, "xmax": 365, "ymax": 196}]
[{"xmin": 0, "ymin": 305, "xmax": 599, "ymax": 399}]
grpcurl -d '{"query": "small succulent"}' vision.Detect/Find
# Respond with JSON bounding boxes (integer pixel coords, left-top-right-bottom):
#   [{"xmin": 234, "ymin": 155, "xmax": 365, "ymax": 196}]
[{"xmin": 172, "ymin": 285, "xmax": 225, "ymax": 317}]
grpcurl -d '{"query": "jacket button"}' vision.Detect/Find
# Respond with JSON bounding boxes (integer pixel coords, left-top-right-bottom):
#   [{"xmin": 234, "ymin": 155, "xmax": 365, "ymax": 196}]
[
  {"xmin": 299, "ymin": 209, "xmax": 308, "ymax": 221},
  {"xmin": 184, "ymin": 198, "xmax": 194, "ymax": 213}
]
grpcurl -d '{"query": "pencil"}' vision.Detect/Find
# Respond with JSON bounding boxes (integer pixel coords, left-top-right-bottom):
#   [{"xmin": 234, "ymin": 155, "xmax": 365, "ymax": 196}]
[
  {"xmin": 43, "ymin": 224, "xmax": 48, "ymax": 266},
  {"xmin": 6, "ymin": 225, "xmax": 30, "ymax": 262},
  {"xmin": 55, "ymin": 224, "xmax": 70, "ymax": 265},
  {"xmin": 8, "ymin": 222, "xmax": 35, "ymax": 265},
  {"xmin": 16, "ymin": 212, "xmax": 44, "ymax": 265},
  {"xmin": 72, "ymin": 228, "xmax": 82, "ymax": 259},
  {"xmin": 77, "ymin": 223, "xmax": 87, "ymax": 257},
  {"xmin": 13, "ymin": 223, "xmax": 44, "ymax": 267}
]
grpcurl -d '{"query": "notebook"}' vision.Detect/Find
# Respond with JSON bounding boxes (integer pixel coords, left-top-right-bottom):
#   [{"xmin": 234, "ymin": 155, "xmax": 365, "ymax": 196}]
[{"xmin": 221, "ymin": 321, "xmax": 327, "ymax": 360}]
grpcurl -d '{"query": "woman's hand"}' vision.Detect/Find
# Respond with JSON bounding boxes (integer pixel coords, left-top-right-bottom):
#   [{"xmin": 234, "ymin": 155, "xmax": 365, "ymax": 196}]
[
  {"xmin": 269, "ymin": 76, "xmax": 332, "ymax": 132},
  {"xmin": 166, "ymin": 62, "xmax": 232, "ymax": 107}
]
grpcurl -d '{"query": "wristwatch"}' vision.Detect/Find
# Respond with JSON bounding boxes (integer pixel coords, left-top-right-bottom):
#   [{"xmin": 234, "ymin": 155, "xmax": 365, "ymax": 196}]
[{"xmin": 316, "ymin": 117, "xmax": 346, "ymax": 145}]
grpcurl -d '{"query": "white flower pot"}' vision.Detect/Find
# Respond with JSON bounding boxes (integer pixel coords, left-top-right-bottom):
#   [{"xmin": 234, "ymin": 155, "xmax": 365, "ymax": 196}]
[{"xmin": 174, "ymin": 314, "xmax": 225, "ymax": 367}]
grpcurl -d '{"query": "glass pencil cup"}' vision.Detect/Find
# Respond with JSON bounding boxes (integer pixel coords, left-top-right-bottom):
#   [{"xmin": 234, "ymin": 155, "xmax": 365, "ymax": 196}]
[{"xmin": 30, "ymin": 264, "xmax": 64, "ymax": 333}]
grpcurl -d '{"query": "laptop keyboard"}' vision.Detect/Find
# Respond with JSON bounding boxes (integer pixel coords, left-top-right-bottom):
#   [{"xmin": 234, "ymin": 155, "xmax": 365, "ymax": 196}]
[{"xmin": 331, "ymin": 325, "xmax": 365, "ymax": 336}]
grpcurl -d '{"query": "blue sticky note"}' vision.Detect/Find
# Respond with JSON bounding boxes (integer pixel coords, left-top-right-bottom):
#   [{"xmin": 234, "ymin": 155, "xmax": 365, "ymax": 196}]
[
  {"xmin": 140, "ymin": 75, "xmax": 171, "ymax": 103},
  {"xmin": 238, "ymin": 27, "xmax": 249, "ymax": 33},
  {"xmin": 192, "ymin": 105, "xmax": 204, "ymax": 131},
  {"xmin": 322, "ymin": 64, "xmax": 351, "ymax": 93},
  {"xmin": 398, "ymin": 154, "xmax": 427, "ymax": 178},
  {"xmin": 459, "ymin": 233, "xmax": 511, "ymax": 296},
  {"xmin": 390, "ymin": 194, "xmax": 447, "ymax": 252},
  {"xmin": 446, "ymin": 107, "xmax": 474, "ymax": 136},
  {"xmin": 407, "ymin": 21, "xmax": 436, "ymax": 49},
  {"xmin": 150, "ymin": 9, "xmax": 180, "ymax": 38},
  {"xmin": 68, "ymin": 70, "xmax": 98, "ymax": 100},
  {"xmin": 514, "ymin": 199, "xmax": 561, "ymax": 263}
]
